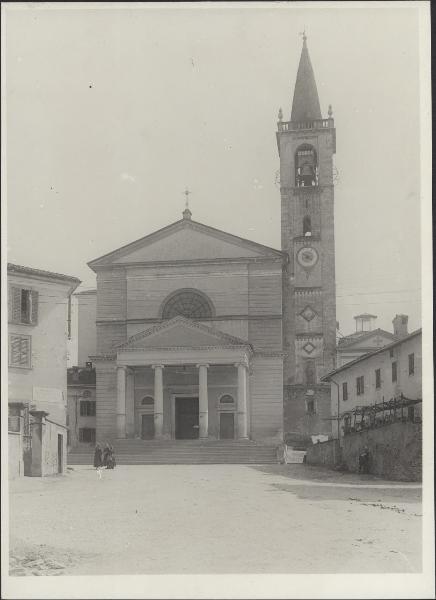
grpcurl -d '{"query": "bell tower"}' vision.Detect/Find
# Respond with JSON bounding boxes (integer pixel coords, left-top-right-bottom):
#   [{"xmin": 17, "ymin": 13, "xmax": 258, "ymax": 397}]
[{"xmin": 277, "ymin": 34, "xmax": 337, "ymax": 444}]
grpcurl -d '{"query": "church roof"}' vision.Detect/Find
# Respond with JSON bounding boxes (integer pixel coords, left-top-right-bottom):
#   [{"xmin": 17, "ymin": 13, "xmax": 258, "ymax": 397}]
[
  {"xmin": 88, "ymin": 213, "xmax": 285, "ymax": 269},
  {"xmin": 291, "ymin": 35, "xmax": 322, "ymax": 123}
]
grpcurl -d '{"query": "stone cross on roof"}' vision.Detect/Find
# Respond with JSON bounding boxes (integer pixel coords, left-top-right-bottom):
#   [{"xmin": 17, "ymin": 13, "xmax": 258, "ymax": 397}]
[{"xmin": 183, "ymin": 188, "xmax": 192, "ymax": 220}]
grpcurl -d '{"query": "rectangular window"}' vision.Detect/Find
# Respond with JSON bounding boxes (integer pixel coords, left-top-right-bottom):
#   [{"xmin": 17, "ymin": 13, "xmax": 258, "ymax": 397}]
[
  {"xmin": 392, "ymin": 361, "xmax": 397, "ymax": 382},
  {"xmin": 79, "ymin": 428, "xmax": 96, "ymax": 443},
  {"xmin": 80, "ymin": 400, "xmax": 96, "ymax": 417},
  {"xmin": 8, "ymin": 286, "xmax": 39, "ymax": 325},
  {"xmin": 356, "ymin": 375, "xmax": 364, "ymax": 396},
  {"xmin": 8, "ymin": 334, "xmax": 31, "ymax": 368},
  {"xmin": 21, "ymin": 289, "xmax": 32, "ymax": 323},
  {"xmin": 342, "ymin": 382, "xmax": 348, "ymax": 402},
  {"xmin": 389, "ymin": 348, "xmax": 394, "ymax": 358},
  {"xmin": 375, "ymin": 368, "xmax": 381, "ymax": 389},
  {"xmin": 408, "ymin": 353, "xmax": 415, "ymax": 375}
]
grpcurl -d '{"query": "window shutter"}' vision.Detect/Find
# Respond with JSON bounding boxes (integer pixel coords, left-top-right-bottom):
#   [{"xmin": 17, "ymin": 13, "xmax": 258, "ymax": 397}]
[
  {"xmin": 20, "ymin": 336, "xmax": 30, "ymax": 366},
  {"xmin": 10, "ymin": 335, "xmax": 21, "ymax": 365},
  {"xmin": 9, "ymin": 335, "xmax": 31, "ymax": 367},
  {"xmin": 9, "ymin": 287, "xmax": 22, "ymax": 323},
  {"xmin": 31, "ymin": 290, "xmax": 39, "ymax": 324}
]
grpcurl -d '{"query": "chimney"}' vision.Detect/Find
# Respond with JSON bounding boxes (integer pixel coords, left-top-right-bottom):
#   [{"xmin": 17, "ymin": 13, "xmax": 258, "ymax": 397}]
[{"xmin": 392, "ymin": 314, "xmax": 408, "ymax": 338}]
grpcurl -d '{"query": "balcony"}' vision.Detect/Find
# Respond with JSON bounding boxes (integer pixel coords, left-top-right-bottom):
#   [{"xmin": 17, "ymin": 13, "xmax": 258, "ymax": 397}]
[{"xmin": 278, "ymin": 118, "xmax": 333, "ymax": 133}]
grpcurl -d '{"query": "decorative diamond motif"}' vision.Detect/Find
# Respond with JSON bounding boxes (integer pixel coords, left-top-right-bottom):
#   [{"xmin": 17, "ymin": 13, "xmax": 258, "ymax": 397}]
[
  {"xmin": 300, "ymin": 305, "xmax": 317, "ymax": 322},
  {"xmin": 303, "ymin": 342, "xmax": 316, "ymax": 355}
]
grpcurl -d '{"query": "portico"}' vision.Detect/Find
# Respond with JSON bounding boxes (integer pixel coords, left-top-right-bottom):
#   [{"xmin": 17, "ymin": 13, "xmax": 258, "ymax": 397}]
[{"xmin": 114, "ymin": 317, "xmax": 252, "ymax": 440}]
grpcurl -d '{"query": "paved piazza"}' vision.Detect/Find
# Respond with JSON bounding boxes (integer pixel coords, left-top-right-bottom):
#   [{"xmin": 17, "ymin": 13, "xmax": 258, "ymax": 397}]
[{"xmin": 9, "ymin": 465, "xmax": 422, "ymax": 575}]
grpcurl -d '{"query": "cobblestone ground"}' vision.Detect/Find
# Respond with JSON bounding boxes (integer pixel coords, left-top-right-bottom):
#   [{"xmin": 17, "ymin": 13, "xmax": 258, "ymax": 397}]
[{"xmin": 8, "ymin": 464, "xmax": 422, "ymax": 575}]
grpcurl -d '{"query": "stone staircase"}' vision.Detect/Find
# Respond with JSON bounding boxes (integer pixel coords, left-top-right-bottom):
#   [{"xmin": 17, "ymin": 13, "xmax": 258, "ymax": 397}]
[{"xmin": 68, "ymin": 439, "xmax": 278, "ymax": 465}]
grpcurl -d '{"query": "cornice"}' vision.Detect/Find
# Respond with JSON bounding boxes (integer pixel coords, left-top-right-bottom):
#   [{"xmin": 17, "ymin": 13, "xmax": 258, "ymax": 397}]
[
  {"xmin": 96, "ymin": 314, "xmax": 283, "ymax": 325},
  {"xmin": 117, "ymin": 344, "xmax": 253, "ymax": 354},
  {"xmin": 89, "ymin": 354, "xmax": 116, "ymax": 362},
  {"xmin": 92, "ymin": 256, "xmax": 285, "ymax": 271}
]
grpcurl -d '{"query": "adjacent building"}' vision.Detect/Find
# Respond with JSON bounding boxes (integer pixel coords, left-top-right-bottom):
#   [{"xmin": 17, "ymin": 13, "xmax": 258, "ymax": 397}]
[
  {"xmin": 67, "ymin": 364, "xmax": 97, "ymax": 447},
  {"xmin": 8, "ymin": 263, "xmax": 80, "ymax": 477},
  {"xmin": 336, "ymin": 313, "xmax": 399, "ymax": 367},
  {"xmin": 66, "ymin": 290, "xmax": 97, "ymax": 448},
  {"xmin": 323, "ymin": 326, "xmax": 422, "ymax": 441},
  {"xmin": 315, "ymin": 326, "xmax": 422, "ymax": 480}
]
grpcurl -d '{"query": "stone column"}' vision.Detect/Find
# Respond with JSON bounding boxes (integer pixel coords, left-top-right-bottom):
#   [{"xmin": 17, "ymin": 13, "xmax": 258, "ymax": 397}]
[
  {"xmin": 197, "ymin": 364, "xmax": 209, "ymax": 439},
  {"xmin": 236, "ymin": 362, "xmax": 248, "ymax": 439},
  {"xmin": 116, "ymin": 366, "xmax": 127, "ymax": 438},
  {"xmin": 125, "ymin": 369, "xmax": 135, "ymax": 438},
  {"xmin": 152, "ymin": 365, "xmax": 164, "ymax": 438}
]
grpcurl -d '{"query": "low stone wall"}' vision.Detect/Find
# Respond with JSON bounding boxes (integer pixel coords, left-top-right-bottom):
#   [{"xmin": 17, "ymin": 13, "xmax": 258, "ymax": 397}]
[
  {"xmin": 342, "ymin": 421, "xmax": 422, "ymax": 482},
  {"xmin": 306, "ymin": 439, "xmax": 340, "ymax": 468},
  {"xmin": 306, "ymin": 421, "xmax": 422, "ymax": 481},
  {"xmin": 8, "ymin": 432, "xmax": 24, "ymax": 479}
]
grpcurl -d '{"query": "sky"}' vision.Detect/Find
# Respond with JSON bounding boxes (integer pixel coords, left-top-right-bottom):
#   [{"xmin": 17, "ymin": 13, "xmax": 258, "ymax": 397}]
[{"xmin": 4, "ymin": 2, "xmax": 425, "ymax": 335}]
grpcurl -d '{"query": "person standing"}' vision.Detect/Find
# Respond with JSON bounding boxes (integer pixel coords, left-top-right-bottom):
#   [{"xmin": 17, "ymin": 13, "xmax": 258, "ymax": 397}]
[
  {"xmin": 93, "ymin": 443, "xmax": 103, "ymax": 469},
  {"xmin": 106, "ymin": 444, "xmax": 116, "ymax": 470},
  {"xmin": 102, "ymin": 442, "xmax": 111, "ymax": 468}
]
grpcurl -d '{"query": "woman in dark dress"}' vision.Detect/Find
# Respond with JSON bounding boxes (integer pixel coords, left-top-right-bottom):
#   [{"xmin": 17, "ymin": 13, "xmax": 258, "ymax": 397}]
[
  {"xmin": 106, "ymin": 444, "xmax": 116, "ymax": 469},
  {"xmin": 93, "ymin": 443, "xmax": 103, "ymax": 468},
  {"xmin": 102, "ymin": 443, "xmax": 111, "ymax": 467}
]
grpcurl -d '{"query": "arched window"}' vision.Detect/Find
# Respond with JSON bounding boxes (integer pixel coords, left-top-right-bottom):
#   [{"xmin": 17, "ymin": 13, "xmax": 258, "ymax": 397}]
[
  {"xmin": 82, "ymin": 389, "xmax": 92, "ymax": 398},
  {"xmin": 295, "ymin": 144, "xmax": 318, "ymax": 187},
  {"xmin": 141, "ymin": 396, "xmax": 154, "ymax": 406},
  {"xmin": 161, "ymin": 289, "xmax": 214, "ymax": 320},
  {"xmin": 303, "ymin": 215, "xmax": 312, "ymax": 236},
  {"xmin": 220, "ymin": 394, "xmax": 234, "ymax": 404}
]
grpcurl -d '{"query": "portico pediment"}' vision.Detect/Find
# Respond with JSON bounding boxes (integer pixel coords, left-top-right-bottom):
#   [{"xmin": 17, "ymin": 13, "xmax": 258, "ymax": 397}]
[{"xmin": 116, "ymin": 316, "xmax": 251, "ymax": 351}]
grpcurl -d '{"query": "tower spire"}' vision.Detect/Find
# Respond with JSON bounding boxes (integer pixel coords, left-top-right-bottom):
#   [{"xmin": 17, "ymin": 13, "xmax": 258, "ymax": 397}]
[{"xmin": 291, "ymin": 34, "xmax": 322, "ymax": 123}]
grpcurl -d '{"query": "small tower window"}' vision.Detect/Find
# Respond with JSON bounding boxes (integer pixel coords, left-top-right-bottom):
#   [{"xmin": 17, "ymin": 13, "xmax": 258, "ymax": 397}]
[
  {"xmin": 304, "ymin": 360, "xmax": 316, "ymax": 384},
  {"xmin": 295, "ymin": 144, "xmax": 318, "ymax": 187},
  {"xmin": 303, "ymin": 215, "xmax": 312, "ymax": 236}
]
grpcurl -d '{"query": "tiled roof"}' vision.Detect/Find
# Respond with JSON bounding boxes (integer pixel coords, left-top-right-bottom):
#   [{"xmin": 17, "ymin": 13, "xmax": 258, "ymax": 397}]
[{"xmin": 8, "ymin": 263, "xmax": 81, "ymax": 284}]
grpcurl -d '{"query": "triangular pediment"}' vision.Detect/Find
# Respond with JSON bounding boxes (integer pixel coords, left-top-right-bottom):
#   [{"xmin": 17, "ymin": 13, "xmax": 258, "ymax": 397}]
[
  {"xmin": 88, "ymin": 218, "xmax": 283, "ymax": 268},
  {"xmin": 117, "ymin": 316, "xmax": 250, "ymax": 351},
  {"xmin": 339, "ymin": 329, "xmax": 395, "ymax": 351}
]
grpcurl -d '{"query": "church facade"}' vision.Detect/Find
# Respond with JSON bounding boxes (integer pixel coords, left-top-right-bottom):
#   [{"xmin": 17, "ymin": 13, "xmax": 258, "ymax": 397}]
[{"xmin": 88, "ymin": 37, "xmax": 336, "ymax": 446}]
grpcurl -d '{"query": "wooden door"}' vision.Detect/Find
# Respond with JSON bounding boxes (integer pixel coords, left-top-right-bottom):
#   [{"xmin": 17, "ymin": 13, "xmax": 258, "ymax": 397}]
[
  {"xmin": 220, "ymin": 413, "xmax": 235, "ymax": 439},
  {"xmin": 141, "ymin": 414, "xmax": 155, "ymax": 439},
  {"xmin": 175, "ymin": 398, "xmax": 199, "ymax": 439}
]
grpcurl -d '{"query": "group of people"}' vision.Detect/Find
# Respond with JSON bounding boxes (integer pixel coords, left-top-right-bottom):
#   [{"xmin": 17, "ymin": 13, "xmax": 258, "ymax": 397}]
[{"xmin": 94, "ymin": 442, "xmax": 116, "ymax": 470}]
